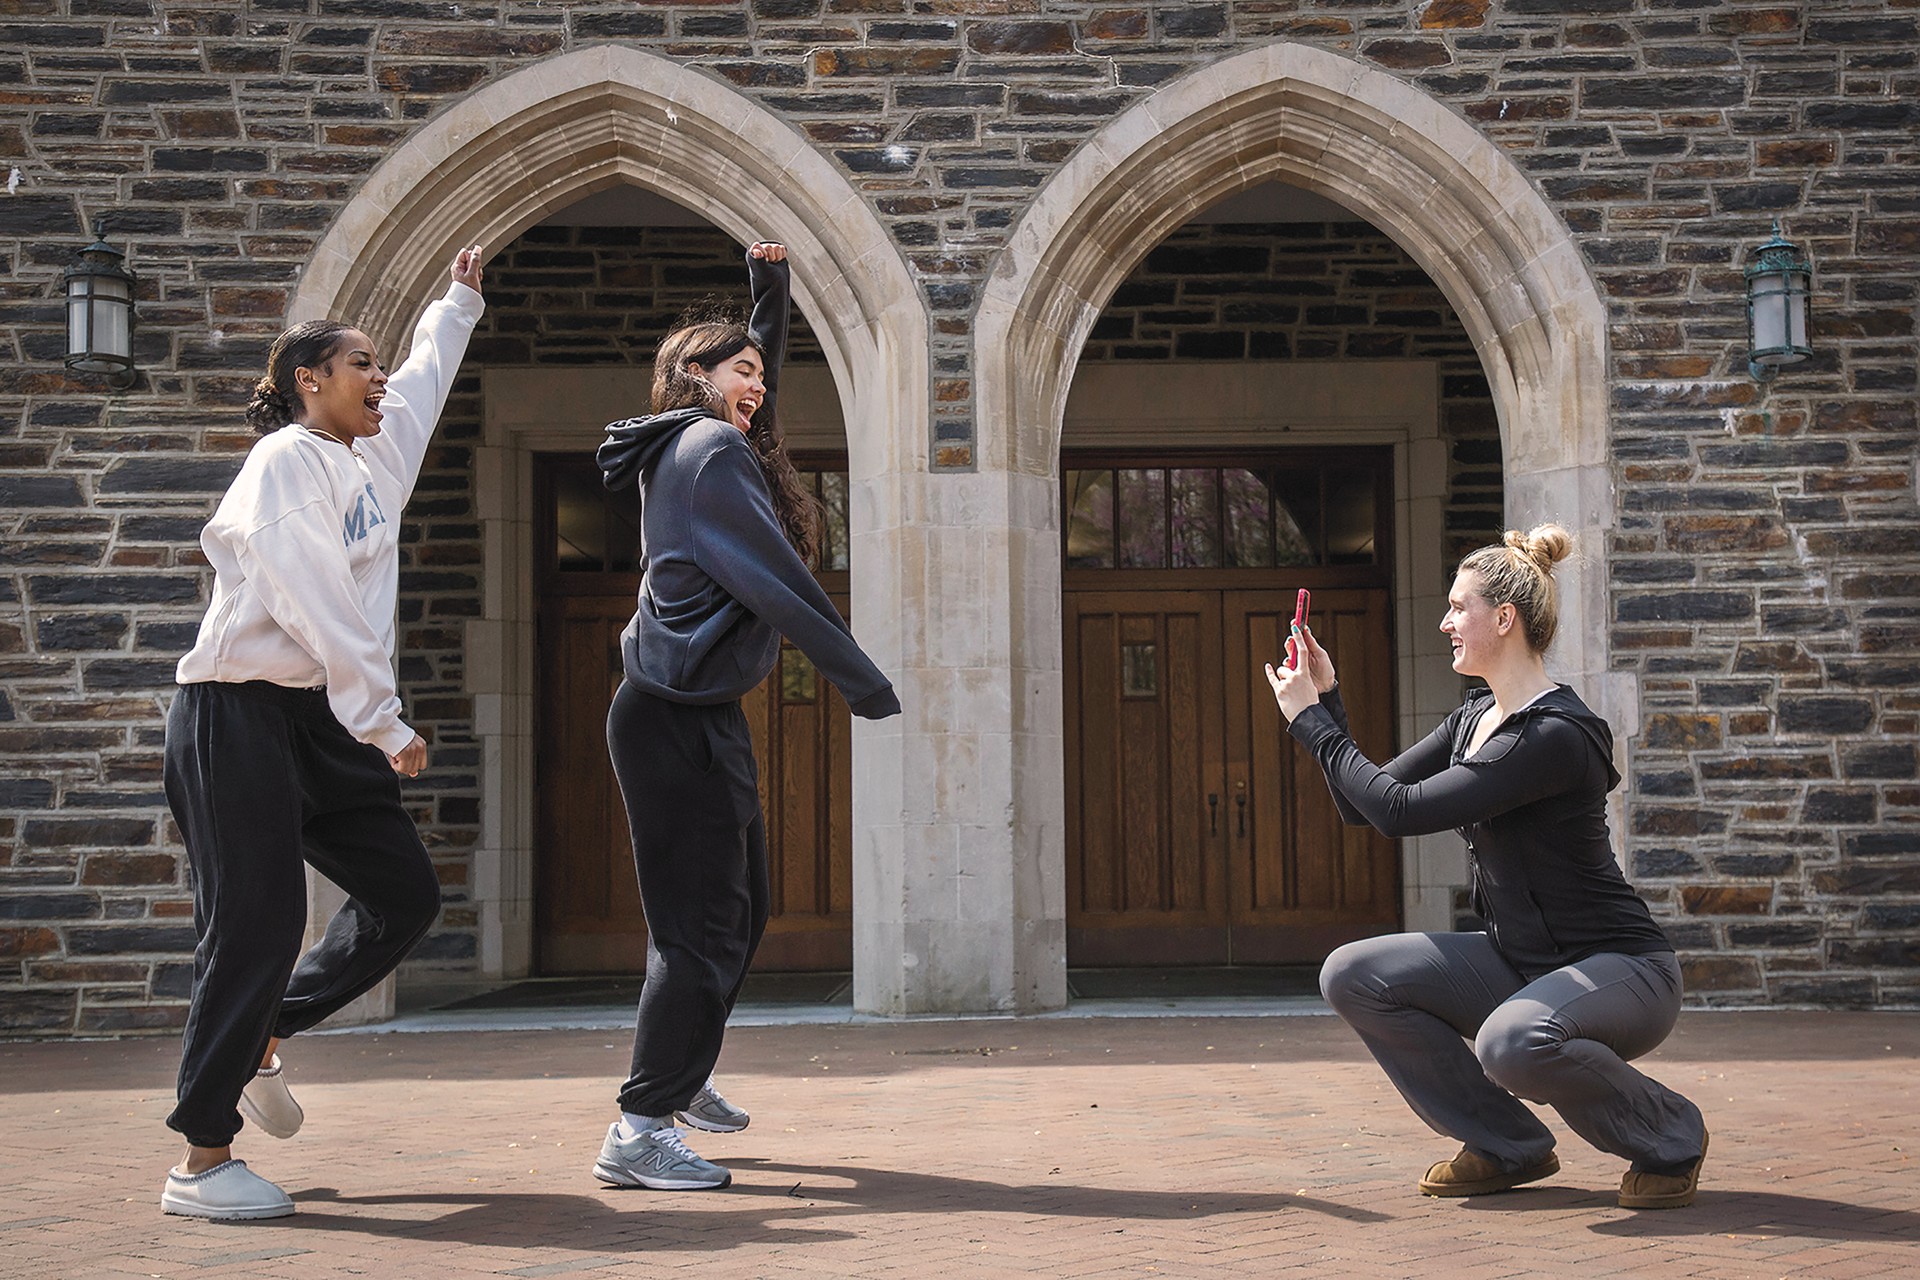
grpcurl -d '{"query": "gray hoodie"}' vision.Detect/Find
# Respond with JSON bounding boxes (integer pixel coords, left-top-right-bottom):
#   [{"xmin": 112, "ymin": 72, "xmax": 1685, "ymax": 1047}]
[{"xmin": 596, "ymin": 254, "xmax": 898, "ymax": 720}]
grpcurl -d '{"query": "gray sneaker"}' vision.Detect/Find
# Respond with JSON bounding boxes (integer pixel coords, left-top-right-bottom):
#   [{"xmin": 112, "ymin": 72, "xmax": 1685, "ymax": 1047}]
[
  {"xmin": 676, "ymin": 1077, "xmax": 750, "ymax": 1133},
  {"xmin": 592, "ymin": 1121, "xmax": 731, "ymax": 1190}
]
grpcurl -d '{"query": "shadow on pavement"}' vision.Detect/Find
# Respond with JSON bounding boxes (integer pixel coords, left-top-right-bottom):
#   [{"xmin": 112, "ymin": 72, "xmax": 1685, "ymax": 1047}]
[
  {"xmin": 727, "ymin": 1158, "xmax": 1387, "ymax": 1224},
  {"xmin": 1458, "ymin": 1185, "xmax": 1920, "ymax": 1242},
  {"xmin": 283, "ymin": 1187, "xmax": 858, "ymax": 1249},
  {"xmin": 1590, "ymin": 1189, "xmax": 1920, "ymax": 1242},
  {"xmin": 277, "ymin": 1160, "xmax": 1383, "ymax": 1249}
]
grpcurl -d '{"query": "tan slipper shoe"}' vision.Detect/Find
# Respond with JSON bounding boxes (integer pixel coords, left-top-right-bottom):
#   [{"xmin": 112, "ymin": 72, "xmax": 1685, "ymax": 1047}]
[
  {"xmin": 1419, "ymin": 1146, "xmax": 1560, "ymax": 1197},
  {"xmin": 1619, "ymin": 1128, "xmax": 1708, "ymax": 1209}
]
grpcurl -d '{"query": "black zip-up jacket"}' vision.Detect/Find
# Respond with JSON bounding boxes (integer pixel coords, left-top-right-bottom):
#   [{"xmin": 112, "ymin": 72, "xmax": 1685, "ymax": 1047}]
[
  {"xmin": 1288, "ymin": 683, "xmax": 1671, "ymax": 978},
  {"xmin": 596, "ymin": 252, "xmax": 899, "ymax": 719}
]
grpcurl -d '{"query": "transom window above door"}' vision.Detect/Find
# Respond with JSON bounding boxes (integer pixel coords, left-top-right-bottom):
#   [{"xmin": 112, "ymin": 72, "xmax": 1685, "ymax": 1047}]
[
  {"xmin": 1063, "ymin": 452, "xmax": 1387, "ymax": 572},
  {"xmin": 541, "ymin": 452, "xmax": 850, "ymax": 577}
]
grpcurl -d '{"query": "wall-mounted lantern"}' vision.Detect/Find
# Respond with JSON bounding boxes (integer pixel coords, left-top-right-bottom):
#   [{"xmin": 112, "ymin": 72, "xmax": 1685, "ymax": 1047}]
[
  {"xmin": 1745, "ymin": 221, "xmax": 1812, "ymax": 382},
  {"xmin": 63, "ymin": 226, "xmax": 138, "ymax": 390}
]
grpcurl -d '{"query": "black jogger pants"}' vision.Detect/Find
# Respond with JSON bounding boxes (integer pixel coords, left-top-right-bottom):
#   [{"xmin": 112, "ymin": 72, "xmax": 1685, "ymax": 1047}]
[
  {"xmin": 607, "ymin": 680, "xmax": 770, "ymax": 1118},
  {"xmin": 163, "ymin": 681, "xmax": 442, "ymax": 1148}
]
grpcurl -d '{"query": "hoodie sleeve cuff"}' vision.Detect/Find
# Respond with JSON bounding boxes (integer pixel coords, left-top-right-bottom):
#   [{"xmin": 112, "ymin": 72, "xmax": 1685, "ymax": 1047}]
[{"xmin": 849, "ymin": 685, "xmax": 901, "ymax": 720}]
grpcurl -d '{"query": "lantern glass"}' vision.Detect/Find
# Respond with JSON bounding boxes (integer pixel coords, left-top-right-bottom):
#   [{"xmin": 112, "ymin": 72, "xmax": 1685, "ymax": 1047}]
[
  {"xmin": 67, "ymin": 272, "xmax": 132, "ymax": 371},
  {"xmin": 1787, "ymin": 269, "xmax": 1810, "ymax": 350},
  {"xmin": 1750, "ymin": 273, "xmax": 1790, "ymax": 357}
]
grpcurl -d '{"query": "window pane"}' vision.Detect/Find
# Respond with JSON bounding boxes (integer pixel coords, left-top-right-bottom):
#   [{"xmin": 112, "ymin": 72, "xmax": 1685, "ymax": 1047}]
[
  {"xmin": 1065, "ymin": 470, "xmax": 1115, "ymax": 569},
  {"xmin": 780, "ymin": 647, "xmax": 818, "ymax": 703},
  {"xmin": 1324, "ymin": 466, "xmax": 1377, "ymax": 563},
  {"xmin": 1116, "ymin": 468, "xmax": 1167, "ymax": 569},
  {"xmin": 1121, "ymin": 641, "xmax": 1158, "ymax": 699},
  {"xmin": 820, "ymin": 471, "xmax": 850, "ymax": 571},
  {"xmin": 1169, "ymin": 468, "xmax": 1221, "ymax": 569},
  {"xmin": 1265, "ymin": 466, "xmax": 1321, "ymax": 566},
  {"xmin": 553, "ymin": 463, "xmax": 607, "ymax": 571},
  {"xmin": 1221, "ymin": 469, "xmax": 1273, "ymax": 568}
]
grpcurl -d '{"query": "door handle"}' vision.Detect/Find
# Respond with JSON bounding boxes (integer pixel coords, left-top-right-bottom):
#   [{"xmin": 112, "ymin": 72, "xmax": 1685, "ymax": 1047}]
[
  {"xmin": 1236, "ymin": 792, "xmax": 1247, "ymax": 838},
  {"xmin": 1208, "ymin": 793, "xmax": 1218, "ymax": 836}
]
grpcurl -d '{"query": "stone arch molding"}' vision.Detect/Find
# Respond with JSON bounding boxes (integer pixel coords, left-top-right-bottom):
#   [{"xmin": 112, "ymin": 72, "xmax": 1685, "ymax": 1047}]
[
  {"xmin": 291, "ymin": 43, "xmax": 926, "ymax": 472},
  {"xmin": 977, "ymin": 38, "xmax": 1623, "ymax": 714}
]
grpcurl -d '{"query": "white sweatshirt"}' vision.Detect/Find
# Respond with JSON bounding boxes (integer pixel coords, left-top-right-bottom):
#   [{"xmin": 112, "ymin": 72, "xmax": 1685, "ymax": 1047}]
[{"xmin": 176, "ymin": 281, "xmax": 484, "ymax": 756}]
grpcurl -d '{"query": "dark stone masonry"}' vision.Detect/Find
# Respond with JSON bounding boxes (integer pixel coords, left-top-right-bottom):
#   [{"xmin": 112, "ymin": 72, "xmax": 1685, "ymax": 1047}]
[{"xmin": 2, "ymin": 1, "xmax": 1916, "ymax": 1032}]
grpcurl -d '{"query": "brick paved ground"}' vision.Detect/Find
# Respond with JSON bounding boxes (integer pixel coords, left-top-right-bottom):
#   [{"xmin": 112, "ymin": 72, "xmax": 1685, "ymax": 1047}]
[{"xmin": 4, "ymin": 1010, "xmax": 1916, "ymax": 1279}]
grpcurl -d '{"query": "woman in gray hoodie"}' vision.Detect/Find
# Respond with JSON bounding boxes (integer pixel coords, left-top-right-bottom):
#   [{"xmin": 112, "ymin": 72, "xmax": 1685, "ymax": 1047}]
[{"xmin": 592, "ymin": 242, "xmax": 899, "ymax": 1192}]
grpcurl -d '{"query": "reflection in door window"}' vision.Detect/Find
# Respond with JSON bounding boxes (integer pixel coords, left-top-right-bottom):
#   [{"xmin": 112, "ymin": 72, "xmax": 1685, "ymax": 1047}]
[
  {"xmin": 1222, "ymin": 469, "xmax": 1273, "ymax": 568},
  {"xmin": 1065, "ymin": 470, "xmax": 1115, "ymax": 568},
  {"xmin": 1063, "ymin": 456, "xmax": 1380, "ymax": 571},
  {"xmin": 1117, "ymin": 469, "xmax": 1167, "ymax": 569},
  {"xmin": 1170, "ymin": 468, "xmax": 1221, "ymax": 569},
  {"xmin": 1121, "ymin": 640, "xmax": 1158, "ymax": 698},
  {"xmin": 815, "ymin": 471, "xmax": 851, "ymax": 571}
]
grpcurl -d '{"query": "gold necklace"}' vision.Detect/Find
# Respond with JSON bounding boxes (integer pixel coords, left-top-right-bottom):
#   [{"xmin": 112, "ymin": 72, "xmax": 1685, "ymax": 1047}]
[{"xmin": 307, "ymin": 424, "xmax": 361, "ymax": 457}]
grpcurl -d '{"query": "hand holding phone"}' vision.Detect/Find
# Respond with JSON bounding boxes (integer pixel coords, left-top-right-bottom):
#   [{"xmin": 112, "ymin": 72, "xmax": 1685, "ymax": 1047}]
[{"xmin": 1285, "ymin": 588, "xmax": 1311, "ymax": 670}]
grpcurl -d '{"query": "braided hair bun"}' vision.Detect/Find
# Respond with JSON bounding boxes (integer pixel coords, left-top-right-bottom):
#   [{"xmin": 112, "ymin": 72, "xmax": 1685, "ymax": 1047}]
[{"xmin": 246, "ymin": 320, "xmax": 353, "ymax": 435}]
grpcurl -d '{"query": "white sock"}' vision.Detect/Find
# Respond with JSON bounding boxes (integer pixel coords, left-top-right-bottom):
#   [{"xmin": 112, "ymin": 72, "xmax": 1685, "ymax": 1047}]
[{"xmin": 618, "ymin": 1111, "xmax": 666, "ymax": 1139}]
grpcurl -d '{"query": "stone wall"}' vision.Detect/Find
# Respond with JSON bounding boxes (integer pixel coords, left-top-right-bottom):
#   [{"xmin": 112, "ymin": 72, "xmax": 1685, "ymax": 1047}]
[{"xmin": 2, "ymin": 2, "xmax": 1916, "ymax": 1029}]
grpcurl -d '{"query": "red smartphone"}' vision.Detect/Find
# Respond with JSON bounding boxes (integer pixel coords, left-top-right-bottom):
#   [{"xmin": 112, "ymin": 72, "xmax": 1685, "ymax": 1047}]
[{"xmin": 1286, "ymin": 588, "xmax": 1311, "ymax": 669}]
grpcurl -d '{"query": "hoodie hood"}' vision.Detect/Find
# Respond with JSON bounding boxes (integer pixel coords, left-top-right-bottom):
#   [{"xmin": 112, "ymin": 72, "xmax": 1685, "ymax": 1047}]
[
  {"xmin": 598, "ymin": 407, "xmax": 715, "ymax": 492},
  {"xmin": 1472, "ymin": 683, "xmax": 1620, "ymax": 791}
]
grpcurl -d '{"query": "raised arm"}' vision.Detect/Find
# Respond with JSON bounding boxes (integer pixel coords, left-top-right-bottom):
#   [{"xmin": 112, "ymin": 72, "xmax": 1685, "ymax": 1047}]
[
  {"xmin": 1295, "ymin": 690, "xmax": 1457, "ymax": 826},
  {"xmin": 745, "ymin": 242, "xmax": 790, "ymax": 425},
  {"xmin": 362, "ymin": 244, "xmax": 486, "ymax": 499}
]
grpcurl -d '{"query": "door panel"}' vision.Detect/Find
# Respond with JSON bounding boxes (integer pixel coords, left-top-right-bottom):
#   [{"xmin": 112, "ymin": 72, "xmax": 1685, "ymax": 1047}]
[
  {"xmin": 533, "ymin": 595, "xmax": 853, "ymax": 974},
  {"xmin": 534, "ymin": 597, "xmax": 645, "ymax": 973},
  {"xmin": 1062, "ymin": 585, "xmax": 1401, "ymax": 967},
  {"xmin": 1065, "ymin": 593, "xmax": 1227, "ymax": 964},
  {"xmin": 755, "ymin": 638, "xmax": 854, "ymax": 969},
  {"xmin": 1223, "ymin": 589, "xmax": 1400, "ymax": 961}
]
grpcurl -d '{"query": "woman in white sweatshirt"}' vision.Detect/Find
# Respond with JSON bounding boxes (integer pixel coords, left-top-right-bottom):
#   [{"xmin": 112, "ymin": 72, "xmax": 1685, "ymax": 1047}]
[{"xmin": 159, "ymin": 246, "xmax": 485, "ymax": 1222}]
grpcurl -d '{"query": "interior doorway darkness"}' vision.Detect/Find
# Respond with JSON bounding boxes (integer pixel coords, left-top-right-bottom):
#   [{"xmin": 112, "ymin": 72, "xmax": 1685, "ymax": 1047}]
[{"xmin": 1062, "ymin": 447, "xmax": 1400, "ymax": 965}]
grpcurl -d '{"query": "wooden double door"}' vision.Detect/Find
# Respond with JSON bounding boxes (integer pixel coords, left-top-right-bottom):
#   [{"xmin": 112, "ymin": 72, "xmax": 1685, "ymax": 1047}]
[
  {"xmin": 1064, "ymin": 588, "xmax": 1400, "ymax": 964},
  {"xmin": 533, "ymin": 454, "xmax": 853, "ymax": 974}
]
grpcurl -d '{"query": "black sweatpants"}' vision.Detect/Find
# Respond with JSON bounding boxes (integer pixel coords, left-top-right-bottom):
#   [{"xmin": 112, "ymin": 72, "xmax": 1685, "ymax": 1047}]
[
  {"xmin": 607, "ymin": 680, "xmax": 770, "ymax": 1118},
  {"xmin": 163, "ymin": 681, "xmax": 442, "ymax": 1148}
]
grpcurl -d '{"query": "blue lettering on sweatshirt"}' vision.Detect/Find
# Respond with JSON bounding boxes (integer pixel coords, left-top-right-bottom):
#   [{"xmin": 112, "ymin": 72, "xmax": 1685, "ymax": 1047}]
[{"xmin": 342, "ymin": 483, "xmax": 387, "ymax": 547}]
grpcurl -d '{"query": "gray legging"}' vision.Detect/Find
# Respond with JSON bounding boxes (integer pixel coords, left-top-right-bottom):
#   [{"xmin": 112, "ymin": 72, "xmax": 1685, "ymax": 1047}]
[{"xmin": 1320, "ymin": 932, "xmax": 1706, "ymax": 1173}]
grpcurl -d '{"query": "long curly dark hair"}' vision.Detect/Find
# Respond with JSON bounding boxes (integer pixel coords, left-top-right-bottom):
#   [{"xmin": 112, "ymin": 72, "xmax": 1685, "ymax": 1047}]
[
  {"xmin": 652, "ymin": 321, "xmax": 821, "ymax": 563},
  {"xmin": 245, "ymin": 320, "xmax": 354, "ymax": 434}
]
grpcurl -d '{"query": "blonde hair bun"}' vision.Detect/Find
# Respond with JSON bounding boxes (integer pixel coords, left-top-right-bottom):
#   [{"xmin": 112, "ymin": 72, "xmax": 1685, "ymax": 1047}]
[{"xmin": 1503, "ymin": 523, "xmax": 1573, "ymax": 573}]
